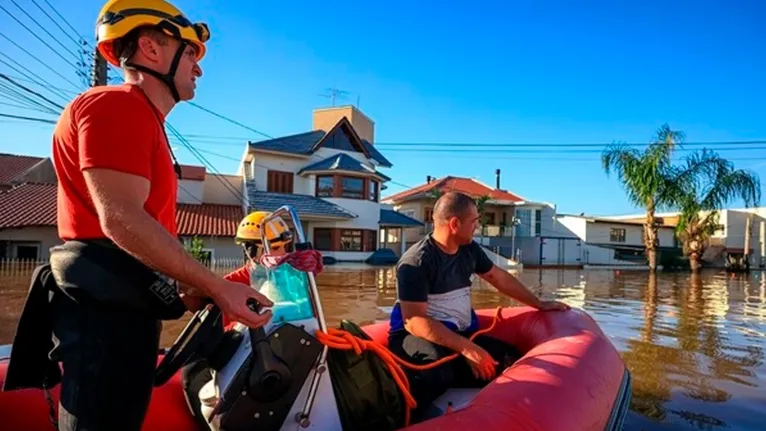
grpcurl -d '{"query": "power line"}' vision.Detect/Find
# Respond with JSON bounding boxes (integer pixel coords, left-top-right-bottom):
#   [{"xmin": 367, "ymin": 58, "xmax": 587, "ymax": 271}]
[
  {"xmin": 166, "ymin": 122, "xmax": 249, "ymax": 204},
  {"xmin": 40, "ymin": 0, "xmax": 88, "ymax": 45},
  {"xmin": 187, "ymin": 102, "xmax": 273, "ymax": 139},
  {"xmin": 372, "ymin": 140, "xmax": 766, "ymax": 148},
  {"xmin": 0, "ymin": 55, "xmax": 73, "ymax": 102},
  {"xmin": 0, "ymin": 73, "xmax": 65, "ymax": 111},
  {"xmin": 0, "ymin": 82, "xmax": 60, "ymax": 114},
  {"xmin": 0, "ymin": 4, "xmax": 82, "ymax": 72},
  {"xmin": 0, "ymin": 112, "xmax": 57, "ymax": 124},
  {"xmin": 29, "ymin": 0, "xmax": 85, "ymax": 48},
  {"xmin": 0, "ymin": 32, "xmax": 82, "ymax": 89},
  {"xmin": 8, "ymin": 0, "xmax": 83, "ymax": 62}
]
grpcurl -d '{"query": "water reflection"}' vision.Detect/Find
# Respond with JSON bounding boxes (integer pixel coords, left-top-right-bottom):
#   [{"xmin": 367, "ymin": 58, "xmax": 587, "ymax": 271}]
[{"xmin": 1, "ymin": 267, "xmax": 765, "ymax": 430}]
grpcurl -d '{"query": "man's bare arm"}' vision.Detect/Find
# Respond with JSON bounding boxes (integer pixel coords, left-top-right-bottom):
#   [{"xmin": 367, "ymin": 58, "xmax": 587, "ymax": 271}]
[
  {"xmin": 399, "ymin": 301, "xmax": 473, "ymax": 353},
  {"xmin": 83, "ymin": 168, "xmax": 221, "ymax": 297},
  {"xmin": 479, "ymin": 265, "xmax": 544, "ymax": 308}
]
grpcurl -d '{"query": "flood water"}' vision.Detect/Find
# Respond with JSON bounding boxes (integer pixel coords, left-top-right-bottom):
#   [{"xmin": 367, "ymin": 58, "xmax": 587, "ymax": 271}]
[{"xmin": 1, "ymin": 266, "xmax": 765, "ymax": 430}]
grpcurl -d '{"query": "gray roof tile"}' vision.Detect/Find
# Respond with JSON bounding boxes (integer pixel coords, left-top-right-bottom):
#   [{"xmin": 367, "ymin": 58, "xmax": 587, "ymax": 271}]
[
  {"xmin": 248, "ymin": 131, "xmax": 393, "ymax": 168},
  {"xmin": 298, "ymin": 154, "xmax": 391, "ymax": 181},
  {"xmin": 379, "ymin": 209, "xmax": 424, "ymax": 227},
  {"xmin": 248, "ymin": 190, "xmax": 356, "ymax": 219}
]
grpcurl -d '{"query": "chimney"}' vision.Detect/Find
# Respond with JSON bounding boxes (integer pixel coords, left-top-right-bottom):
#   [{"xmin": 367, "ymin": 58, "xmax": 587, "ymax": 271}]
[
  {"xmin": 495, "ymin": 169, "xmax": 501, "ymax": 189},
  {"xmin": 312, "ymin": 106, "xmax": 375, "ymax": 143},
  {"xmin": 426, "ymin": 175, "xmax": 432, "ymax": 183}
]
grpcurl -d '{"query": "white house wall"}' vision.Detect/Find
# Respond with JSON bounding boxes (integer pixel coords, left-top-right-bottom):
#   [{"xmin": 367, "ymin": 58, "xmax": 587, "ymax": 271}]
[
  {"xmin": 311, "ymin": 199, "xmax": 380, "ymax": 231},
  {"xmin": 177, "ymin": 179, "xmax": 204, "ymax": 204},
  {"xmin": 203, "ymin": 174, "xmax": 244, "ymax": 205},
  {"xmin": 553, "ymin": 216, "xmax": 587, "ymax": 239},
  {"xmin": 251, "ymin": 153, "xmax": 312, "ymax": 194}
]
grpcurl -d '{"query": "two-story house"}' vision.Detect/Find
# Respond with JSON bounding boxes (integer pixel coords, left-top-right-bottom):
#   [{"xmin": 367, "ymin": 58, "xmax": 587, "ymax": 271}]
[
  {"xmin": 240, "ymin": 105, "xmax": 422, "ymax": 262},
  {"xmin": 381, "ymin": 171, "xmax": 556, "ymax": 265}
]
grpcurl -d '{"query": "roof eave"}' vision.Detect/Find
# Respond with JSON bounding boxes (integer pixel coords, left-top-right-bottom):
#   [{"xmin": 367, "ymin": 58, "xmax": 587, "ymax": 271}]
[{"xmin": 248, "ymin": 147, "xmax": 312, "ymax": 159}]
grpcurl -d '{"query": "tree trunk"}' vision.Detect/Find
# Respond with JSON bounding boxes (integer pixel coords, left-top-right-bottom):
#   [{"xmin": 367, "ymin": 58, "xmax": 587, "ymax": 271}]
[
  {"xmin": 689, "ymin": 252, "xmax": 702, "ymax": 272},
  {"xmin": 645, "ymin": 205, "xmax": 658, "ymax": 272}
]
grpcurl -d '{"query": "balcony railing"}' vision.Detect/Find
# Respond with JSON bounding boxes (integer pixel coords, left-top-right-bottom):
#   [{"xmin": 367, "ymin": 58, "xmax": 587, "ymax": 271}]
[{"xmin": 420, "ymin": 223, "xmax": 515, "ymax": 237}]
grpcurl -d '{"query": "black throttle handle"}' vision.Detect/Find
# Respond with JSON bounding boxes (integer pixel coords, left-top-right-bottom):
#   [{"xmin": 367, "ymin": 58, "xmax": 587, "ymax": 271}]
[{"xmin": 247, "ymin": 326, "xmax": 292, "ymax": 403}]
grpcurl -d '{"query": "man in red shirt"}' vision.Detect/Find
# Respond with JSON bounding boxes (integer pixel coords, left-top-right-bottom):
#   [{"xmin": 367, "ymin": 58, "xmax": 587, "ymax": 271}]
[{"xmin": 47, "ymin": 1, "xmax": 273, "ymax": 429}]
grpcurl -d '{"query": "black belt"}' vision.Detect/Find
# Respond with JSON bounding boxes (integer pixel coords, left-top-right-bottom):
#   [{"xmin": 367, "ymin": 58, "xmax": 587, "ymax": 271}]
[{"xmin": 49, "ymin": 239, "xmax": 188, "ymax": 320}]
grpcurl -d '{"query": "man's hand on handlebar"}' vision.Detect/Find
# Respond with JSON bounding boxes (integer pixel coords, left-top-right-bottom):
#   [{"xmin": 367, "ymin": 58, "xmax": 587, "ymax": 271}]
[{"xmin": 211, "ymin": 279, "xmax": 274, "ymax": 329}]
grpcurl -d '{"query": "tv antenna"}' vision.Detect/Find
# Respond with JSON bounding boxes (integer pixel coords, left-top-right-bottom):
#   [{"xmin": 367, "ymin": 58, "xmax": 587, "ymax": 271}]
[{"xmin": 318, "ymin": 87, "xmax": 350, "ymax": 106}]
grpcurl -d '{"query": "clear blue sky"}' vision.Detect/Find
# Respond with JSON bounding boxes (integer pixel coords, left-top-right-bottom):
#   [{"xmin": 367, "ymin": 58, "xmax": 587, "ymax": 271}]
[{"xmin": 1, "ymin": 0, "xmax": 765, "ymax": 216}]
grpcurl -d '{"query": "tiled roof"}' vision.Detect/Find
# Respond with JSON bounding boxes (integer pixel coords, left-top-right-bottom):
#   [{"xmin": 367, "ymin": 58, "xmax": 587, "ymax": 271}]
[
  {"xmin": 248, "ymin": 190, "xmax": 356, "ymax": 219},
  {"xmin": 298, "ymin": 154, "xmax": 391, "ymax": 181},
  {"xmin": 379, "ymin": 209, "xmax": 424, "ymax": 227},
  {"xmin": 0, "ymin": 183, "xmax": 243, "ymax": 237},
  {"xmin": 383, "ymin": 176, "xmax": 524, "ymax": 203},
  {"xmin": 0, "ymin": 182, "xmax": 57, "ymax": 229},
  {"xmin": 179, "ymin": 164, "xmax": 206, "ymax": 181},
  {"xmin": 249, "ymin": 129, "xmax": 393, "ymax": 168},
  {"xmin": 0, "ymin": 153, "xmax": 45, "ymax": 184},
  {"xmin": 176, "ymin": 203, "xmax": 244, "ymax": 237}
]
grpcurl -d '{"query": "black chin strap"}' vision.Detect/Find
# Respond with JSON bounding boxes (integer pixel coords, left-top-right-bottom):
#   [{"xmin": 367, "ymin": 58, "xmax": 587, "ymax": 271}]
[{"xmin": 125, "ymin": 41, "xmax": 187, "ymax": 103}]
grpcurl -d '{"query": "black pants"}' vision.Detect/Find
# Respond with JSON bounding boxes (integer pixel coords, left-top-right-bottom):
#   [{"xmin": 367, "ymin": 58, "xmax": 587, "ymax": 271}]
[
  {"xmin": 49, "ymin": 290, "xmax": 162, "ymax": 431},
  {"xmin": 388, "ymin": 331, "xmax": 521, "ymax": 415}
]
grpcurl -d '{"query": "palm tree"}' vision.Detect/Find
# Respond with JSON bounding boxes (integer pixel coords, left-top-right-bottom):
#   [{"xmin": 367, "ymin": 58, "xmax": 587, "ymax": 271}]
[
  {"xmin": 669, "ymin": 149, "xmax": 761, "ymax": 272},
  {"xmin": 602, "ymin": 124, "xmax": 686, "ymax": 271}
]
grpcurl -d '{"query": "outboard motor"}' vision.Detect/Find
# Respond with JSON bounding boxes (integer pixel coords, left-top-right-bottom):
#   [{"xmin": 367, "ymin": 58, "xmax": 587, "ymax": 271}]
[{"xmin": 161, "ymin": 205, "xmax": 342, "ymax": 431}]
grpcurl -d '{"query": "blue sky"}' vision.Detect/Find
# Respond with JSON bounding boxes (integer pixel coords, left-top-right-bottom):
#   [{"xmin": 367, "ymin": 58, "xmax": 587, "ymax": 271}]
[{"xmin": 1, "ymin": 0, "xmax": 765, "ymax": 216}]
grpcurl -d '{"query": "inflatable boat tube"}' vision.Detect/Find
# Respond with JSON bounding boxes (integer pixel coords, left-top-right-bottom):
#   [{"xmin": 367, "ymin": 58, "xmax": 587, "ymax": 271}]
[{"xmin": 0, "ymin": 306, "xmax": 631, "ymax": 431}]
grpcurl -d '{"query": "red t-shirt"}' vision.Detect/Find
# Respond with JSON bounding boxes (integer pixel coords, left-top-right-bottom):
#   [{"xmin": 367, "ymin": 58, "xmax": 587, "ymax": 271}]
[
  {"xmin": 52, "ymin": 84, "xmax": 178, "ymax": 240},
  {"xmin": 222, "ymin": 265, "xmax": 251, "ymax": 328}
]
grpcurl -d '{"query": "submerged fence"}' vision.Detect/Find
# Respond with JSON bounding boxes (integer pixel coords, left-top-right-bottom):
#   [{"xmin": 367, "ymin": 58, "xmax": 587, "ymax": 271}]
[{"xmin": 0, "ymin": 257, "xmax": 247, "ymax": 280}]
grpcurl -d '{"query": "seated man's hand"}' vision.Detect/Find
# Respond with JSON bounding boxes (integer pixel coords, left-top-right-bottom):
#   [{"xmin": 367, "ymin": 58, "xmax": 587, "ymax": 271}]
[{"xmin": 460, "ymin": 341, "xmax": 498, "ymax": 381}]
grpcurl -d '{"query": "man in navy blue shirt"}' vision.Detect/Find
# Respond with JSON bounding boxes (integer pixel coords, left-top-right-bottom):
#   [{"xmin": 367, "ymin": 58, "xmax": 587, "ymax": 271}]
[{"xmin": 388, "ymin": 191, "xmax": 569, "ymax": 410}]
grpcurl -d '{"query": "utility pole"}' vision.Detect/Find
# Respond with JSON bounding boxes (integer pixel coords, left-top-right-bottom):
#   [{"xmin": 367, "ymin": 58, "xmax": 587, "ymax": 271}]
[{"xmin": 90, "ymin": 49, "xmax": 108, "ymax": 87}]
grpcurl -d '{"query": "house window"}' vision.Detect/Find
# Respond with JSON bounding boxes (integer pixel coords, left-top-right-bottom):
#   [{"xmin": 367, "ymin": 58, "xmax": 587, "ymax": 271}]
[
  {"xmin": 316, "ymin": 176, "xmax": 334, "ymax": 197},
  {"xmin": 365, "ymin": 230, "xmax": 377, "ymax": 251},
  {"xmin": 314, "ymin": 174, "xmax": 381, "ymax": 201},
  {"xmin": 610, "ymin": 228, "xmax": 626, "ymax": 242},
  {"xmin": 424, "ymin": 208, "xmax": 434, "ymax": 223},
  {"xmin": 13, "ymin": 242, "xmax": 40, "ymax": 260},
  {"xmin": 484, "ymin": 212, "xmax": 496, "ymax": 225},
  {"xmin": 341, "ymin": 177, "xmax": 364, "ymax": 199},
  {"xmin": 340, "ymin": 229, "xmax": 363, "ymax": 251},
  {"xmin": 314, "ymin": 228, "xmax": 333, "ymax": 251},
  {"xmin": 534, "ymin": 210, "xmax": 542, "ymax": 236},
  {"xmin": 515, "ymin": 209, "xmax": 531, "ymax": 237},
  {"xmin": 368, "ymin": 180, "xmax": 379, "ymax": 202},
  {"xmin": 267, "ymin": 170, "xmax": 294, "ymax": 193}
]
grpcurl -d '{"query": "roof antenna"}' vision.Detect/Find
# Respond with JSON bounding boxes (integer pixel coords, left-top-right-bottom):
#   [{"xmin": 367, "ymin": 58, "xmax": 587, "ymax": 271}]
[{"xmin": 318, "ymin": 87, "xmax": 349, "ymax": 106}]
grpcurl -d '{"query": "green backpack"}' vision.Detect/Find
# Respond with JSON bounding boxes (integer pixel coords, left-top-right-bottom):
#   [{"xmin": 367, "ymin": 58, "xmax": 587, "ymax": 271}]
[{"xmin": 327, "ymin": 320, "xmax": 407, "ymax": 431}]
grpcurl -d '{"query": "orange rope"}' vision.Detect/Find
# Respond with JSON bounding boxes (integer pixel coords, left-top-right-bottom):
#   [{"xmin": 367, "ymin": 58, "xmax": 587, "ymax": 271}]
[{"xmin": 314, "ymin": 307, "xmax": 503, "ymax": 427}]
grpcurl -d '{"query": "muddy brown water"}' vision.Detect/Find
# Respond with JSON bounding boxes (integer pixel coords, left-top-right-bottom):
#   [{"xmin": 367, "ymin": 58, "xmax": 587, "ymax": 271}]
[{"xmin": 1, "ymin": 266, "xmax": 764, "ymax": 430}]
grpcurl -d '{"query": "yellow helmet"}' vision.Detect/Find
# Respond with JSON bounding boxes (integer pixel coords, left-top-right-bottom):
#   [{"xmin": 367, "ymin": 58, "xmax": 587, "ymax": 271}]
[
  {"xmin": 95, "ymin": 0, "xmax": 210, "ymax": 102},
  {"xmin": 236, "ymin": 211, "xmax": 293, "ymax": 248},
  {"xmin": 95, "ymin": 0, "xmax": 209, "ymax": 67}
]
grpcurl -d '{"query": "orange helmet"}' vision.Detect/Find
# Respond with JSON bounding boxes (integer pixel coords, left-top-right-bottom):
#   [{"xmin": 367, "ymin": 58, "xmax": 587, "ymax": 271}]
[{"xmin": 236, "ymin": 211, "xmax": 293, "ymax": 248}]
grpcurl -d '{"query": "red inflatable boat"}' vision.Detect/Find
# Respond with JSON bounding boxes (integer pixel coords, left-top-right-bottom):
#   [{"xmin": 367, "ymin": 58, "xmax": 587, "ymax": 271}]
[{"xmin": 0, "ymin": 305, "xmax": 630, "ymax": 431}]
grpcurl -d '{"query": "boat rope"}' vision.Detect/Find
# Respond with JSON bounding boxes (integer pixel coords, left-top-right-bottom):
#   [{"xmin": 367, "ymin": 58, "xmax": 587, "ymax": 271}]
[{"xmin": 314, "ymin": 307, "xmax": 503, "ymax": 427}]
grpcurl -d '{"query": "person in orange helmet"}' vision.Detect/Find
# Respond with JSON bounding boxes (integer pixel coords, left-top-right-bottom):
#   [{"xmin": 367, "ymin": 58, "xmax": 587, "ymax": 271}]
[
  {"xmin": 39, "ymin": 1, "xmax": 273, "ymax": 429},
  {"xmin": 181, "ymin": 211, "xmax": 294, "ymax": 427}
]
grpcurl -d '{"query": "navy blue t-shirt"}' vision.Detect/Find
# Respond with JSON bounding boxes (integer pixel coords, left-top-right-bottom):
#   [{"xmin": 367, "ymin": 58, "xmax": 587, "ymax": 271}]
[{"xmin": 389, "ymin": 234, "xmax": 494, "ymax": 335}]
